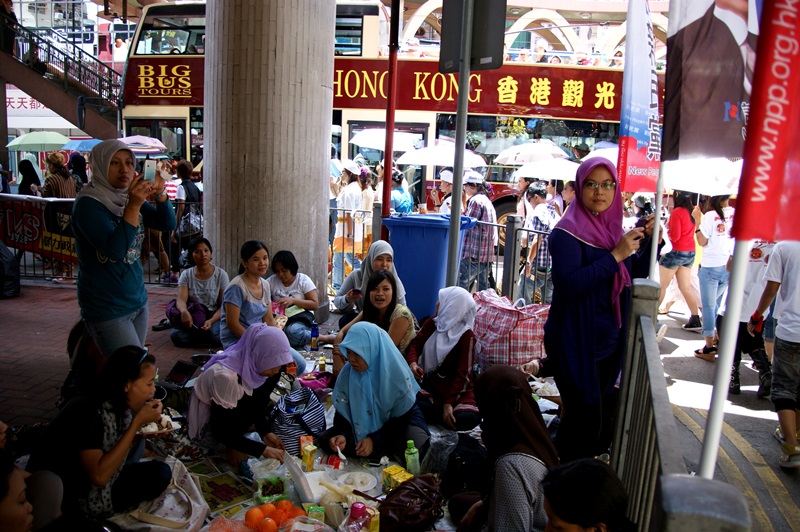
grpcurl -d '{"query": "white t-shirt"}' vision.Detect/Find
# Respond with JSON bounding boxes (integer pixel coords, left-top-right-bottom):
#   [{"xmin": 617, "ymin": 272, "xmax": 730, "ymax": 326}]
[
  {"xmin": 763, "ymin": 241, "xmax": 800, "ymax": 343},
  {"xmin": 719, "ymin": 240, "xmax": 774, "ymax": 321},
  {"xmin": 267, "ymin": 272, "xmax": 316, "ymax": 301},
  {"xmin": 439, "ymin": 195, "xmax": 452, "ymax": 215},
  {"xmin": 334, "ymin": 181, "xmax": 365, "ymax": 242},
  {"xmin": 179, "ymin": 266, "xmax": 230, "ymax": 312},
  {"xmin": 699, "ymin": 206, "xmax": 735, "ymax": 268}
]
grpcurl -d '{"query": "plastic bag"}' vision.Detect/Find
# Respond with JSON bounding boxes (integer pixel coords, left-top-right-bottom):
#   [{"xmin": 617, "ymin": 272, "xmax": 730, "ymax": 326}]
[
  {"xmin": 420, "ymin": 428, "xmax": 458, "ymax": 476},
  {"xmin": 279, "ymin": 516, "xmax": 335, "ymax": 531},
  {"xmin": 208, "ymin": 516, "xmax": 251, "ymax": 532}
]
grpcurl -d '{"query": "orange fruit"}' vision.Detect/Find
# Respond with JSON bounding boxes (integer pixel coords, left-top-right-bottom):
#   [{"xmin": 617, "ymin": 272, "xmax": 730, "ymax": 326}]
[
  {"xmin": 245, "ymin": 507, "xmax": 265, "ymax": 530},
  {"xmin": 272, "ymin": 510, "xmax": 288, "ymax": 526},
  {"xmin": 256, "ymin": 517, "xmax": 278, "ymax": 532},
  {"xmin": 288, "ymin": 507, "xmax": 306, "ymax": 519},
  {"xmin": 275, "ymin": 499, "xmax": 294, "ymax": 512},
  {"xmin": 259, "ymin": 503, "xmax": 277, "ymax": 518}
]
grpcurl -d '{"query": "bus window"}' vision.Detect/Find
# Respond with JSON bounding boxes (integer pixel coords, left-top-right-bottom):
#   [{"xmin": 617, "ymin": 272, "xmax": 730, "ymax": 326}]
[
  {"xmin": 126, "ymin": 119, "xmax": 187, "ymax": 161},
  {"xmin": 132, "ymin": 3, "xmax": 206, "ymax": 56}
]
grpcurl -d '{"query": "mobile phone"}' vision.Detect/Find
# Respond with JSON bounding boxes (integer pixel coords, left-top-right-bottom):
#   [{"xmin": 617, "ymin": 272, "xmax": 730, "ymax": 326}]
[
  {"xmin": 143, "ymin": 159, "xmax": 157, "ymax": 183},
  {"xmin": 352, "ymin": 289, "xmax": 362, "ymax": 297}
]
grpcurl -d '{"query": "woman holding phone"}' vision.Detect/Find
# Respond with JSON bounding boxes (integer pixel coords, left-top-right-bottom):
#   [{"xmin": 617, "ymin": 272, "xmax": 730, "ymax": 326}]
[{"xmin": 72, "ymin": 140, "xmax": 176, "ymax": 356}]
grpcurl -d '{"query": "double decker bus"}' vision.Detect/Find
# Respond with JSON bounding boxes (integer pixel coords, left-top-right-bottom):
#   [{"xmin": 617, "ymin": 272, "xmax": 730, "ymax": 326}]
[{"xmin": 121, "ymin": 1, "xmax": 663, "ymax": 227}]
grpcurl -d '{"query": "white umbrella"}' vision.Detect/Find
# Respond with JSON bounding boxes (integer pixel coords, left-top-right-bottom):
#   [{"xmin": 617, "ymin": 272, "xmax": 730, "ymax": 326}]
[
  {"xmin": 662, "ymin": 158, "xmax": 742, "ymax": 196},
  {"xmin": 119, "ymin": 135, "xmax": 167, "ymax": 150},
  {"xmin": 7, "ymin": 131, "xmax": 70, "ymax": 152},
  {"xmin": 582, "ymin": 147, "xmax": 619, "ymax": 167},
  {"xmin": 348, "ymin": 129, "xmax": 421, "ymax": 153},
  {"xmin": 396, "ymin": 144, "xmax": 487, "ymax": 167},
  {"xmin": 494, "ymin": 141, "xmax": 568, "ymax": 165},
  {"xmin": 515, "ymin": 158, "xmax": 580, "ymax": 182},
  {"xmin": 475, "ymin": 137, "xmax": 519, "ymax": 155}
]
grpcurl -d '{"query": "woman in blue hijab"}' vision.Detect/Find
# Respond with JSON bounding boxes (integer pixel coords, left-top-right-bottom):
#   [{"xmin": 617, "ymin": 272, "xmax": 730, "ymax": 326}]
[{"xmin": 323, "ymin": 322, "xmax": 429, "ymax": 459}]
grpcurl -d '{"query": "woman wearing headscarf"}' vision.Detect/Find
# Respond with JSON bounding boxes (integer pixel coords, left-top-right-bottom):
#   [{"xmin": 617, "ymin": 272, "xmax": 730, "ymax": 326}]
[
  {"xmin": 68, "ymin": 152, "xmax": 89, "ymax": 187},
  {"xmin": 332, "ymin": 240, "xmax": 407, "ymax": 328},
  {"xmin": 405, "ymin": 286, "xmax": 480, "ymax": 431},
  {"xmin": 71, "ymin": 139, "xmax": 176, "ymax": 356},
  {"xmin": 543, "ymin": 158, "xmax": 656, "ymax": 463},
  {"xmin": 323, "ymin": 322, "xmax": 429, "ymax": 459},
  {"xmin": 189, "ymin": 324, "xmax": 294, "ymax": 463},
  {"xmin": 451, "ymin": 365, "xmax": 559, "ymax": 532},
  {"xmin": 15, "ymin": 158, "xmax": 41, "ymax": 196}
]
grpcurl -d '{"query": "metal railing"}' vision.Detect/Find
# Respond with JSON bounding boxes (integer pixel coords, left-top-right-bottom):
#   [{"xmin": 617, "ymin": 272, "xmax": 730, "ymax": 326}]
[
  {"xmin": 329, "ymin": 206, "xmax": 375, "ymax": 293},
  {"xmin": 1, "ymin": 14, "xmax": 121, "ymax": 107}
]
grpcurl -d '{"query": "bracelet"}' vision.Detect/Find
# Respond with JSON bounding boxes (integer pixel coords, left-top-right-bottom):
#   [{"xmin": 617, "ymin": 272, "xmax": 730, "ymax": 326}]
[
  {"xmin": 695, "ymin": 229, "xmax": 701, "ymax": 234},
  {"xmin": 155, "ymin": 191, "xmax": 168, "ymax": 200}
]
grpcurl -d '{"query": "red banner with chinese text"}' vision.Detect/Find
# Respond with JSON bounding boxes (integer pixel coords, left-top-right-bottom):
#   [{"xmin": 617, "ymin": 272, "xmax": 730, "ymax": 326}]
[
  {"xmin": 333, "ymin": 58, "xmax": 665, "ymax": 122},
  {"xmin": 0, "ymin": 196, "xmax": 77, "ymax": 263},
  {"xmin": 732, "ymin": 1, "xmax": 800, "ymax": 241}
]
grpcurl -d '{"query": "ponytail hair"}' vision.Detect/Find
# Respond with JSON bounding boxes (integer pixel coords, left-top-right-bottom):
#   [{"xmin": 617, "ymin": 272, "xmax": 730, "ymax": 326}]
[{"xmin": 709, "ymin": 195, "xmax": 730, "ymax": 222}]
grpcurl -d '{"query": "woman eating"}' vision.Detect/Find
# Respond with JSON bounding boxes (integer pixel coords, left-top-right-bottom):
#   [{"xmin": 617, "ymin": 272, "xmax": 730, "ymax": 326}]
[
  {"xmin": 71, "ymin": 140, "xmax": 176, "ymax": 356},
  {"xmin": 189, "ymin": 324, "xmax": 294, "ymax": 464},
  {"xmin": 333, "ymin": 270, "xmax": 416, "ymax": 372},
  {"xmin": 220, "ymin": 240, "xmax": 307, "ymax": 372},
  {"xmin": 27, "ymin": 347, "xmax": 172, "ymax": 519},
  {"xmin": 450, "ymin": 365, "xmax": 559, "ymax": 531},
  {"xmin": 323, "ymin": 322, "xmax": 429, "ymax": 459},
  {"xmin": 170, "ymin": 237, "xmax": 229, "ymax": 348},
  {"xmin": 332, "ymin": 240, "xmax": 408, "ymax": 328},
  {"xmin": 405, "ymin": 286, "xmax": 480, "ymax": 431},
  {"xmin": 544, "ymin": 157, "xmax": 656, "ymax": 462}
]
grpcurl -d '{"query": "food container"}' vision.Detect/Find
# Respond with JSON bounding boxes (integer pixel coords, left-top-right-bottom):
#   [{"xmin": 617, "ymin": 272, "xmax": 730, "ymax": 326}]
[
  {"xmin": 381, "ymin": 465, "xmax": 412, "ymax": 492},
  {"xmin": 302, "ymin": 444, "xmax": 318, "ymax": 472},
  {"xmin": 254, "ymin": 476, "xmax": 286, "ymax": 504}
]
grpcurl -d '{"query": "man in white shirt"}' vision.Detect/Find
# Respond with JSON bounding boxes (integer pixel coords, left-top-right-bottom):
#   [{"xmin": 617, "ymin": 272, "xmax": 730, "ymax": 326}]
[{"xmin": 748, "ymin": 241, "xmax": 800, "ymax": 469}]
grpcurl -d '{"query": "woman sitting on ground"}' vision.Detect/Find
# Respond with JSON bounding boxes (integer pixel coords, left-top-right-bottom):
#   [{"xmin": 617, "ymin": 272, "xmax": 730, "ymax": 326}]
[
  {"xmin": 267, "ymin": 250, "xmax": 333, "ymax": 348},
  {"xmin": 27, "ymin": 347, "xmax": 171, "ymax": 519},
  {"xmin": 332, "ymin": 240, "xmax": 407, "ymax": 329},
  {"xmin": 333, "ymin": 270, "xmax": 416, "ymax": 373},
  {"xmin": 220, "ymin": 240, "xmax": 306, "ymax": 373},
  {"xmin": 450, "ymin": 365, "xmax": 559, "ymax": 532},
  {"xmin": 322, "ymin": 322, "xmax": 429, "ymax": 459},
  {"xmin": 189, "ymin": 324, "xmax": 294, "ymax": 464},
  {"xmin": 405, "ymin": 287, "xmax": 480, "ymax": 431},
  {"xmin": 170, "ymin": 237, "xmax": 230, "ymax": 348}
]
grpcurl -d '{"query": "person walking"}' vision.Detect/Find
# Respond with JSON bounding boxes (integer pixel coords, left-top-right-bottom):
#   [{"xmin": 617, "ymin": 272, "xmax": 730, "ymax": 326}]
[
  {"xmin": 458, "ymin": 171, "xmax": 497, "ymax": 292},
  {"xmin": 658, "ymin": 191, "xmax": 701, "ymax": 328}
]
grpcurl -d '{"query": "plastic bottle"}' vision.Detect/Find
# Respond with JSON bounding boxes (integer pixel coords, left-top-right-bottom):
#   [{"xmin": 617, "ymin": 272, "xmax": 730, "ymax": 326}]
[
  {"xmin": 310, "ymin": 321, "xmax": 319, "ymax": 351},
  {"xmin": 338, "ymin": 502, "xmax": 371, "ymax": 532},
  {"xmin": 405, "ymin": 439, "xmax": 420, "ymax": 476}
]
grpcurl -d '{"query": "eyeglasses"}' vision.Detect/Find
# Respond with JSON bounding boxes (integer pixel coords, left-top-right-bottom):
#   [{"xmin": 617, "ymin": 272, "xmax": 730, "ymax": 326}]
[{"xmin": 583, "ymin": 181, "xmax": 617, "ymax": 191}]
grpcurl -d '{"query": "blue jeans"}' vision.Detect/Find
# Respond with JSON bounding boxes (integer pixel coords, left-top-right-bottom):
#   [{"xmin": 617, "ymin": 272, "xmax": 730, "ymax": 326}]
[
  {"xmin": 170, "ymin": 320, "xmax": 221, "ymax": 348},
  {"xmin": 284, "ymin": 321, "xmax": 311, "ymax": 349},
  {"xmin": 85, "ymin": 306, "xmax": 149, "ymax": 357},
  {"xmin": 698, "ymin": 265, "xmax": 729, "ymax": 338},
  {"xmin": 458, "ymin": 258, "xmax": 491, "ymax": 292},
  {"xmin": 517, "ymin": 268, "xmax": 553, "ymax": 304},
  {"xmin": 290, "ymin": 348, "xmax": 308, "ymax": 375},
  {"xmin": 332, "ymin": 252, "xmax": 361, "ymax": 292}
]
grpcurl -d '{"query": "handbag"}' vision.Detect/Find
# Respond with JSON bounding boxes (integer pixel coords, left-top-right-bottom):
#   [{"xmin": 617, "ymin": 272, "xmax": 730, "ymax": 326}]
[
  {"xmin": 378, "ymin": 474, "xmax": 444, "ymax": 532},
  {"xmin": 472, "ymin": 289, "xmax": 549, "ymax": 370},
  {"xmin": 108, "ymin": 457, "xmax": 209, "ymax": 531},
  {"xmin": 178, "ymin": 209, "xmax": 203, "ymax": 236},
  {"xmin": 165, "ymin": 299, "xmax": 209, "ymax": 329},
  {"xmin": 268, "ymin": 386, "xmax": 326, "ymax": 456}
]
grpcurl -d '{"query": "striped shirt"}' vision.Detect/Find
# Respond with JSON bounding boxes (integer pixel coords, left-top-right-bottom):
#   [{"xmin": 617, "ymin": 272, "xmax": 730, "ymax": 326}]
[
  {"xmin": 163, "ymin": 180, "xmax": 179, "ymax": 200},
  {"xmin": 41, "ymin": 174, "xmax": 77, "ymax": 199}
]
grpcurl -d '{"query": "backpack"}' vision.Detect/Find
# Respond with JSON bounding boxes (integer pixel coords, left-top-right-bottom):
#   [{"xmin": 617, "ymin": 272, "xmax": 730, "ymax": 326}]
[
  {"xmin": 441, "ymin": 433, "xmax": 490, "ymax": 499},
  {"xmin": 267, "ymin": 387, "xmax": 326, "ymax": 456}
]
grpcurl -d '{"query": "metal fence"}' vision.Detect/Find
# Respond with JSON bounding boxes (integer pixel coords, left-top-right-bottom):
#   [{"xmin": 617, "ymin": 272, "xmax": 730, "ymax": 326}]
[{"xmin": 1, "ymin": 14, "xmax": 121, "ymax": 105}]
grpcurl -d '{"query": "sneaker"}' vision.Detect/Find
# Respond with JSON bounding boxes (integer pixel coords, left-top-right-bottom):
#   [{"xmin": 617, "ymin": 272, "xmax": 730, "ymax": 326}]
[
  {"xmin": 656, "ymin": 324, "xmax": 668, "ymax": 343},
  {"xmin": 170, "ymin": 272, "xmax": 179, "ymax": 283},
  {"xmin": 757, "ymin": 371, "xmax": 772, "ymax": 399},
  {"xmin": 774, "ymin": 426, "xmax": 800, "ymax": 444},
  {"xmin": 779, "ymin": 443, "xmax": 800, "ymax": 469},
  {"xmin": 683, "ymin": 315, "xmax": 702, "ymax": 330},
  {"xmin": 159, "ymin": 272, "xmax": 171, "ymax": 284}
]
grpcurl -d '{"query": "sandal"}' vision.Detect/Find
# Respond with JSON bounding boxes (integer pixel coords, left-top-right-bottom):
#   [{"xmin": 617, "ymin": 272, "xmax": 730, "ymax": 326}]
[
  {"xmin": 152, "ymin": 318, "xmax": 172, "ymax": 332},
  {"xmin": 694, "ymin": 346, "xmax": 717, "ymax": 362}
]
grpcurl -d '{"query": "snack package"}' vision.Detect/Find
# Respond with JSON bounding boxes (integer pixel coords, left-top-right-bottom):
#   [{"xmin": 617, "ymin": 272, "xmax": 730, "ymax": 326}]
[
  {"xmin": 254, "ymin": 476, "xmax": 287, "ymax": 504},
  {"xmin": 302, "ymin": 444, "xmax": 318, "ymax": 473},
  {"xmin": 381, "ymin": 466, "xmax": 412, "ymax": 492}
]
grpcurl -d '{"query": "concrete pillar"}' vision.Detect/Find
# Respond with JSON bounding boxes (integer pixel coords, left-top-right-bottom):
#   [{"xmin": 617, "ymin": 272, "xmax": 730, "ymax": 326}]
[
  {"xmin": 0, "ymin": 80, "xmax": 9, "ymax": 176},
  {"xmin": 205, "ymin": 0, "xmax": 335, "ymax": 317}
]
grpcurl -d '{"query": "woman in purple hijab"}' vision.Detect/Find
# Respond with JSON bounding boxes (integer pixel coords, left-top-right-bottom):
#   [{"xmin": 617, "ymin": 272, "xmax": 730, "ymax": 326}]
[
  {"xmin": 188, "ymin": 324, "xmax": 293, "ymax": 463},
  {"xmin": 543, "ymin": 158, "xmax": 657, "ymax": 463}
]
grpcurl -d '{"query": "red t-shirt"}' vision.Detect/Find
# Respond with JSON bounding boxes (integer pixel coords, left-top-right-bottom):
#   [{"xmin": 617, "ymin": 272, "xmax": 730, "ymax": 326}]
[{"xmin": 668, "ymin": 207, "xmax": 695, "ymax": 252}]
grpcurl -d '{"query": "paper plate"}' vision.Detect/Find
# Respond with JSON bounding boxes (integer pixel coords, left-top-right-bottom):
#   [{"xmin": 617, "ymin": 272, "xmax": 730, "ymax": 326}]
[{"xmin": 337, "ymin": 471, "xmax": 378, "ymax": 492}]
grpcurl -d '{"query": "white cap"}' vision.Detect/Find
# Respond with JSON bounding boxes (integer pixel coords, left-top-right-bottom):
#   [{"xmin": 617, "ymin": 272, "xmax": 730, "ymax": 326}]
[
  {"xmin": 464, "ymin": 170, "xmax": 484, "ymax": 184},
  {"xmin": 439, "ymin": 169, "xmax": 453, "ymax": 183},
  {"xmin": 341, "ymin": 159, "xmax": 360, "ymax": 175}
]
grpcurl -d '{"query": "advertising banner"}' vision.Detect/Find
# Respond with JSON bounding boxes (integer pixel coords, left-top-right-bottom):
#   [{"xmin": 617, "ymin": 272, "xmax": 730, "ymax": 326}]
[
  {"xmin": 617, "ymin": 0, "xmax": 661, "ymax": 192},
  {"xmin": 0, "ymin": 196, "xmax": 77, "ymax": 263}
]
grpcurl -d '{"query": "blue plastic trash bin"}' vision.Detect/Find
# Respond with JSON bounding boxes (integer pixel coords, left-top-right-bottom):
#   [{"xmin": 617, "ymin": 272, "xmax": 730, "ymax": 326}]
[{"xmin": 382, "ymin": 214, "xmax": 476, "ymax": 321}]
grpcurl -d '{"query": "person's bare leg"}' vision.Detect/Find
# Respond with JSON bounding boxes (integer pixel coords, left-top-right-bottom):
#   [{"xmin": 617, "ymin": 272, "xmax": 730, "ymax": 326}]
[
  {"xmin": 675, "ymin": 266, "xmax": 699, "ymax": 316},
  {"xmin": 658, "ymin": 265, "xmax": 676, "ymax": 307},
  {"xmin": 765, "ymin": 340, "xmax": 774, "ymax": 361},
  {"xmin": 159, "ymin": 250, "xmax": 170, "ymax": 273},
  {"xmin": 778, "ymin": 409, "xmax": 799, "ymax": 446}
]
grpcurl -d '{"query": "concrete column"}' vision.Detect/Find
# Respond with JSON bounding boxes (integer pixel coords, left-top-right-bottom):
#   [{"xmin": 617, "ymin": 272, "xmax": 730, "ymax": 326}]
[
  {"xmin": 205, "ymin": 0, "xmax": 335, "ymax": 316},
  {"xmin": 0, "ymin": 79, "xmax": 9, "ymax": 176}
]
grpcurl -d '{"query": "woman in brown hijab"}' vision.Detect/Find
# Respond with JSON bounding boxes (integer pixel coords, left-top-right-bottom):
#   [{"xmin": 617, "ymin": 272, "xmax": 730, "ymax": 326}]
[{"xmin": 452, "ymin": 365, "xmax": 559, "ymax": 531}]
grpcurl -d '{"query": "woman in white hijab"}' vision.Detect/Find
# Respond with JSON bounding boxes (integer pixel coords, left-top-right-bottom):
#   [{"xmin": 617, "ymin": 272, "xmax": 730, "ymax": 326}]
[
  {"xmin": 72, "ymin": 140, "xmax": 176, "ymax": 356},
  {"xmin": 404, "ymin": 286, "xmax": 481, "ymax": 431}
]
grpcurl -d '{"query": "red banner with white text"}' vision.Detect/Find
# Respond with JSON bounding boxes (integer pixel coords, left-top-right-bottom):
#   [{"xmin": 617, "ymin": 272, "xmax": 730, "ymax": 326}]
[{"xmin": 733, "ymin": 1, "xmax": 800, "ymax": 241}]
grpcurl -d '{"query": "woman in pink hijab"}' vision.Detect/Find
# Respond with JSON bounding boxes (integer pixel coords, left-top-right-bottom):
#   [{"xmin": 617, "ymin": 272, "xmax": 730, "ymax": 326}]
[{"xmin": 543, "ymin": 158, "xmax": 657, "ymax": 463}]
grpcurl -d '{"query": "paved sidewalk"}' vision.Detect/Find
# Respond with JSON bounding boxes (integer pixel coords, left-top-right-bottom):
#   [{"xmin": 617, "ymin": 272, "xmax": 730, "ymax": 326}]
[{"xmin": 0, "ymin": 280, "xmax": 339, "ymax": 427}]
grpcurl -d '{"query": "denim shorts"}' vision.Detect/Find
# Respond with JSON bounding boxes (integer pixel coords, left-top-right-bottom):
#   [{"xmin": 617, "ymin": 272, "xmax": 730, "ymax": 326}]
[{"xmin": 659, "ymin": 250, "xmax": 696, "ymax": 270}]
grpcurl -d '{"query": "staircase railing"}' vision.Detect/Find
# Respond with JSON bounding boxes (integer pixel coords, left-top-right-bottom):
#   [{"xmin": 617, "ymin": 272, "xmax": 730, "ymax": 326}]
[{"xmin": 1, "ymin": 13, "xmax": 121, "ymax": 108}]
